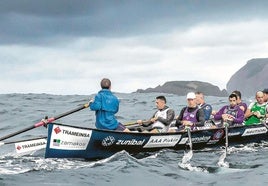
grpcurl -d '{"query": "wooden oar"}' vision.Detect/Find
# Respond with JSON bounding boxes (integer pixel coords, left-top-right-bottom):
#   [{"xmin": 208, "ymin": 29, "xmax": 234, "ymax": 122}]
[
  {"xmin": 0, "ymin": 103, "xmax": 89, "ymax": 141},
  {"xmin": 124, "ymin": 120, "xmax": 151, "ymax": 126},
  {"xmin": 224, "ymin": 122, "xmax": 229, "ymax": 154},
  {"xmin": 186, "ymin": 127, "xmax": 193, "ymax": 150},
  {"xmin": 124, "ymin": 121, "xmax": 138, "ymax": 126},
  {"xmin": 0, "ymin": 136, "xmax": 47, "ymax": 147}
]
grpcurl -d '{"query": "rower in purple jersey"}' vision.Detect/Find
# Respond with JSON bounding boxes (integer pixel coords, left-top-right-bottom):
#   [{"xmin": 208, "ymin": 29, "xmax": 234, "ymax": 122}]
[{"xmin": 232, "ymin": 90, "xmax": 247, "ymax": 113}]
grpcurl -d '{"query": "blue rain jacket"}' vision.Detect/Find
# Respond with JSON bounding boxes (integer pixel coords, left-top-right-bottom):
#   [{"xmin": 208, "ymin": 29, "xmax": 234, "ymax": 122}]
[{"xmin": 90, "ymin": 89, "xmax": 119, "ymax": 130}]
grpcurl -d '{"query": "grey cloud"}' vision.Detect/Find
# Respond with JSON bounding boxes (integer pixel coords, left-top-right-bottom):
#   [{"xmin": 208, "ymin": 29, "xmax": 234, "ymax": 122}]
[{"xmin": 1, "ymin": 0, "xmax": 268, "ymax": 45}]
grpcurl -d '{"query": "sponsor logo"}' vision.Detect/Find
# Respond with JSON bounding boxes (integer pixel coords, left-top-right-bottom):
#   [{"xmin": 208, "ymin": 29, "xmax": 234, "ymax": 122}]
[
  {"xmin": 102, "ymin": 137, "xmax": 146, "ymax": 147},
  {"xmin": 53, "ymin": 126, "xmax": 91, "ymax": 138},
  {"xmin": 242, "ymin": 127, "xmax": 267, "ymax": 136},
  {"xmin": 52, "ymin": 138, "xmax": 87, "ymax": 148},
  {"xmin": 50, "ymin": 125, "xmax": 92, "ymax": 150},
  {"xmin": 54, "ymin": 126, "xmax": 61, "ymax": 134},
  {"xmin": 102, "ymin": 136, "xmax": 115, "ymax": 146},
  {"xmin": 53, "ymin": 139, "xmax": 61, "ymax": 146},
  {"xmin": 62, "ymin": 129, "xmax": 90, "ymax": 138},
  {"xmin": 143, "ymin": 135, "xmax": 181, "ymax": 148},
  {"xmin": 16, "ymin": 141, "xmax": 46, "ymax": 151},
  {"xmin": 228, "ymin": 132, "xmax": 240, "ymax": 136},
  {"xmin": 213, "ymin": 129, "xmax": 224, "ymax": 140},
  {"xmin": 15, "ymin": 139, "xmax": 47, "ymax": 154},
  {"xmin": 116, "ymin": 139, "xmax": 145, "ymax": 145},
  {"xmin": 191, "ymin": 136, "xmax": 211, "ymax": 143}
]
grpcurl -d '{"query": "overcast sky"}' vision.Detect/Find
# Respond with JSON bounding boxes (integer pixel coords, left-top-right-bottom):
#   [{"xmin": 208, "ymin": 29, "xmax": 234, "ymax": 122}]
[{"xmin": 1, "ymin": 0, "xmax": 268, "ymax": 95}]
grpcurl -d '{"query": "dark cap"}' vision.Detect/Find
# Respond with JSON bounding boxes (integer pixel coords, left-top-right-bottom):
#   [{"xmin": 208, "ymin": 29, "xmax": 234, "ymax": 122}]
[{"xmin": 263, "ymin": 88, "xmax": 268, "ymax": 93}]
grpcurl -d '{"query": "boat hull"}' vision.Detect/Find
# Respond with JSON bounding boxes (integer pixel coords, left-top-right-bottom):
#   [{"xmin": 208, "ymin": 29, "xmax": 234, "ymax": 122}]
[{"xmin": 45, "ymin": 123, "xmax": 268, "ymax": 159}]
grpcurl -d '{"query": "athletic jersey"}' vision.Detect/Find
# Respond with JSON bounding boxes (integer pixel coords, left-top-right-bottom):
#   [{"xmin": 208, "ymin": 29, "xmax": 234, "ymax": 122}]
[
  {"xmin": 199, "ymin": 103, "xmax": 212, "ymax": 120},
  {"xmin": 152, "ymin": 107, "xmax": 170, "ymax": 132},
  {"xmin": 245, "ymin": 102, "xmax": 267, "ymax": 125},
  {"xmin": 214, "ymin": 105, "xmax": 244, "ymax": 125},
  {"xmin": 182, "ymin": 107, "xmax": 199, "ymax": 123}
]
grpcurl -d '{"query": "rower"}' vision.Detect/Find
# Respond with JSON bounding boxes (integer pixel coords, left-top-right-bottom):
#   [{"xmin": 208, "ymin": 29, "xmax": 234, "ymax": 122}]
[
  {"xmin": 232, "ymin": 90, "xmax": 247, "ymax": 113},
  {"xmin": 195, "ymin": 91, "xmax": 212, "ymax": 121},
  {"xmin": 244, "ymin": 91, "xmax": 267, "ymax": 125},
  {"xmin": 170, "ymin": 92, "xmax": 205, "ymax": 132},
  {"xmin": 214, "ymin": 93, "xmax": 244, "ymax": 126},
  {"xmin": 137, "ymin": 96, "xmax": 175, "ymax": 133}
]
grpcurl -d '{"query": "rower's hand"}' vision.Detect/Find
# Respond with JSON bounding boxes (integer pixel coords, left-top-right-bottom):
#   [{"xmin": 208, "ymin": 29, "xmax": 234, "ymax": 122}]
[
  {"xmin": 88, "ymin": 98, "xmax": 94, "ymax": 105},
  {"xmin": 222, "ymin": 114, "xmax": 232, "ymax": 121},
  {"xmin": 182, "ymin": 120, "xmax": 193, "ymax": 126},
  {"xmin": 254, "ymin": 111, "xmax": 262, "ymax": 118},
  {"xmin": 150, "ymin": 117, "xmax": 157, "ymax": 123},
  {"xmin": 136, "ymin": 120, "xmax": 143, "ymax": 125}
]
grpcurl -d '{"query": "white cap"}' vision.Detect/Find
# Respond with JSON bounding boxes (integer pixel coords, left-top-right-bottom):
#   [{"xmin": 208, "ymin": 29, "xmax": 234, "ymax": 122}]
[{"xmin": 186, "ymin": 92, "xmax": 196, "ymax": 99}]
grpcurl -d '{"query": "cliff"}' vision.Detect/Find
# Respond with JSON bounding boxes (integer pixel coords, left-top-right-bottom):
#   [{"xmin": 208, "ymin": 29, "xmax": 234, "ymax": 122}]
[
  {"xmin": 136, "ymin": 81, "xmax": 228, "ymax": 97},
  {"xmin": 227, "ymin": 58, "xmax": 268, "ymax": 96}
]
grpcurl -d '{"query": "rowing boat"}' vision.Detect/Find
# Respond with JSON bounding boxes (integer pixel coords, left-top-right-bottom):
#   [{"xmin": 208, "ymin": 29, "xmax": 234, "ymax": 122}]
[{"xmin": 44, "ymin": 122, "xmax": 268, "ymax": 160}]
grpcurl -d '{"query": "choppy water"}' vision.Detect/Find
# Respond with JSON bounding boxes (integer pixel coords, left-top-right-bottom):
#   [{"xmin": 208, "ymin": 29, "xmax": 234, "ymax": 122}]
[{"xmin": 0, "ymin": 93, "xmax": 267, "ymax": 185}]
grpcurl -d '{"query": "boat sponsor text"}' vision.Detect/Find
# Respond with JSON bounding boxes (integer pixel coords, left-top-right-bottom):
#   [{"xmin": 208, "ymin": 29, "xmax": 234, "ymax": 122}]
[
  {"xmin": 16, "ymin": 138, "xmax": 47, "ymax": 154},
  {"xmin": 143, "ymin": 135, "xmax": 181, "ymax": 148},
  {"xmin": 50, "ymin": 124, "xmax": 92, "ymax": 150},
  {"xmin": 242, "ymin": 127, "xmax": 267, "ymax": 136}
]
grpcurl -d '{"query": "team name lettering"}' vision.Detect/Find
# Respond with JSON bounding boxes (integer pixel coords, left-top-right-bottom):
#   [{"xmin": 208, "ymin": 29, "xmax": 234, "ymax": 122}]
[{"xmin": 62, "ymin": 129, "xmax": 90, "ymax": 137}]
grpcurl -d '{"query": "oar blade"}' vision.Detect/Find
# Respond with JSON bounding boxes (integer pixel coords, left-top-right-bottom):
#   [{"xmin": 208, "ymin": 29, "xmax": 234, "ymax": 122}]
[{"xmin": 15, "ymin": 138, "xmax": 47, "ymax": 154}]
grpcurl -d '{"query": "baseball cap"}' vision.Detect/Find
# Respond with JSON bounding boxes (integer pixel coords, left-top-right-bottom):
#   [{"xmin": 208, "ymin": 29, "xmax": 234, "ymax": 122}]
[
  {"xmin": 186, "ymin": 92, "xmax": 196, "ymax": 99},
  {"xmin": 262, "ymin": 88, "xmax": 268, "ymax": 93}
]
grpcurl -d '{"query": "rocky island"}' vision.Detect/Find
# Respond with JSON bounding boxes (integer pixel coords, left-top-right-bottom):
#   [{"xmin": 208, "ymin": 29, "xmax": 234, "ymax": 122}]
[{"xmin": 136, "ymin": 81, "xmax": 228, "ymax": 97}]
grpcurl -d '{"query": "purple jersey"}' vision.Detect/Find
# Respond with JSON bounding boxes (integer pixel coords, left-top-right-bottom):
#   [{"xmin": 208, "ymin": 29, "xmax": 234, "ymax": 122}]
[
  {"xmin": 214, "ymin": 105, "xmax": 244, "ymax": 124},
  {"xmin": 182, "ymin": 107, "xmax": 199, "ymax": 123}
]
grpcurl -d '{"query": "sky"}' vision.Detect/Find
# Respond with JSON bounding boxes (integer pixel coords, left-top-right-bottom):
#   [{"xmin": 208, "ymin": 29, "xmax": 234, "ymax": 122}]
[{"xmin": 1, "ymin": 0, "xmax": 268, "ymax": 95}]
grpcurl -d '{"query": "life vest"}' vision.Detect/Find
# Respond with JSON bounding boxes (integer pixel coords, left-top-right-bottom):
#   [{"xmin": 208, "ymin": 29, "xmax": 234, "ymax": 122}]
[{"xmin": 152, "ymin": 108, "xmax": 170, "ymax": 131}]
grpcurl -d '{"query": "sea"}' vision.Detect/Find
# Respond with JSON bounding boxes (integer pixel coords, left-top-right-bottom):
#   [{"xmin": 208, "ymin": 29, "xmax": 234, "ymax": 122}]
[{"xmin": 0, "ymin": 93, "xmax": 267, "ymax": 186}]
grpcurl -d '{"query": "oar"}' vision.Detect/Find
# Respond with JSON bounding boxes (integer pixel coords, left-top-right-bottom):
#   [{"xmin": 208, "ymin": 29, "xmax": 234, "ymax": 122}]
[
  {"xmin": 0, "ymin": 103, "xmax": 89, "ymax": 141},
  {"xmin": 0, "ymin": 136, "xmax": 47, "ymax": 147},
  {"xmin": 180, "ymin": 126, "xmax": 193, "ymax": 164},
  {"xmin": 224, "ymin": 122, "xmax": 229, "ymax": 154},
  {"xmin": 124, "ymin": 121, "xmax": 138, "ymax": 126},
  {"xmin": 186, "ymin": 127, "xmax": 193, "ymax": 150},
  {"xmin": 124, "ymin": 120, "xmax": 151, "ymax": 126}
]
